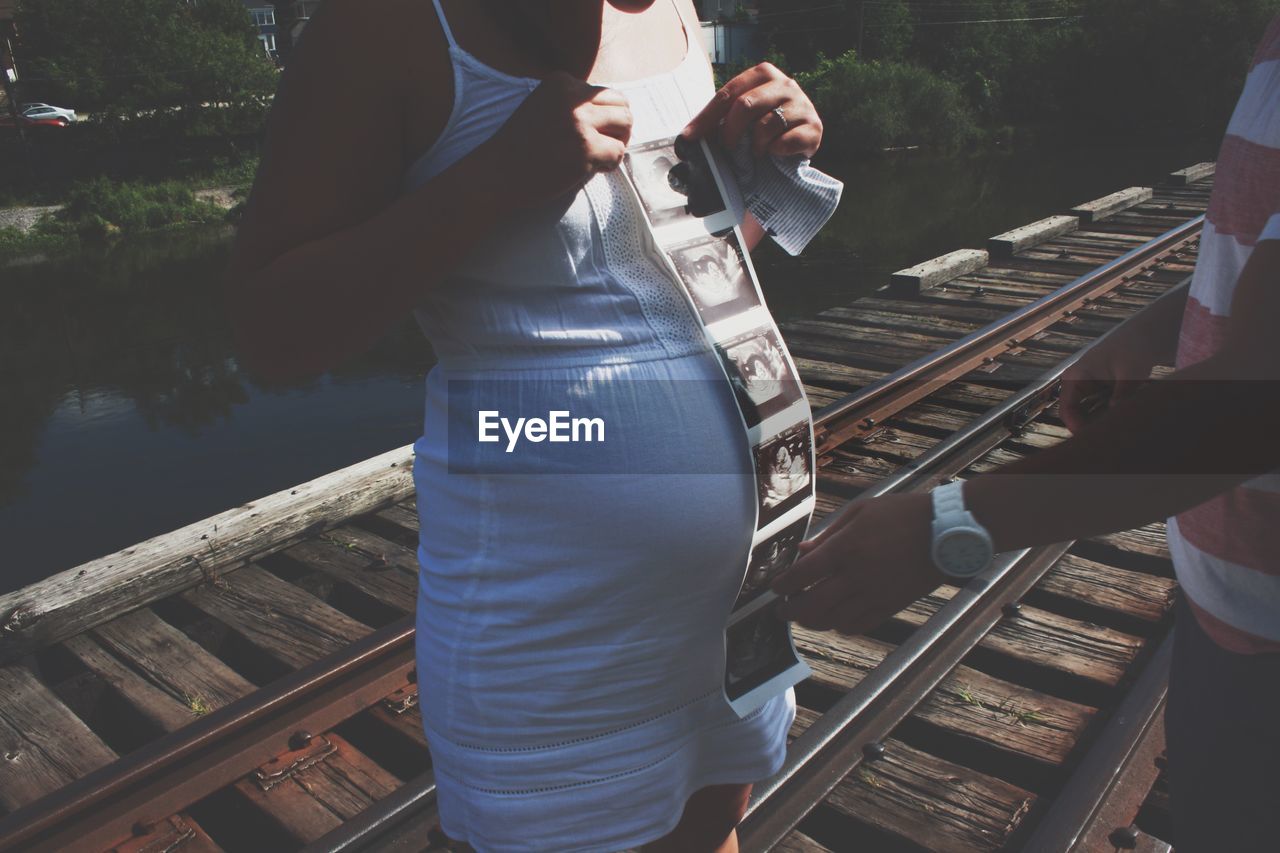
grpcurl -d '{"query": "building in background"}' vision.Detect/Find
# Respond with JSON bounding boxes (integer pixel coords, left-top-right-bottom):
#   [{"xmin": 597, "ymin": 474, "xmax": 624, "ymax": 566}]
[
  {"xmin": 242, "ymin": 2, "xmax": 279, "ymax": 62},
  {"xmin": 700, "ymin": 0, "xmax": 756, "ymax": 20},
  {"xmin": 272, "ymin": 0, "xmax": 321, "ymax": 64},
  {"xmin": 699, "ymin": 0, "xmax": 762, "ymax": 67},
  {"xmin": 0, "ymin": 0, "xmax": 17, "ymax": 113}
]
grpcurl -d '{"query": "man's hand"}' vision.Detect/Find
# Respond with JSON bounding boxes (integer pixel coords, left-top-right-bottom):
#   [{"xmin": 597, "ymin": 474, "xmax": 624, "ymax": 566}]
[
  {"xmin": 681, "ymin": 62, "xmax": 823, "ymax": 159},
  {"xmin": 1058, "ymin": 329, "xmax": 1170, "ymax": 434},
  {"xmin": 1058, "ymin": 288, "xmax": 1188, "ymax": 434},
  {"xmin": 772, "ymin": 493, "xmax": 947, "ymax": 636}
]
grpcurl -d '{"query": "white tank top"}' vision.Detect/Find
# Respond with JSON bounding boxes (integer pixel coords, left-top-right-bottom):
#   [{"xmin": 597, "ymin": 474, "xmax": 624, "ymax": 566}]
[
  {"xmin": 399, "ymin": 0, "xmax": 722, "ymax": 370},
  {"xmin": 405, "ymin": 0, "xmax": 710, "ymax": 185}
]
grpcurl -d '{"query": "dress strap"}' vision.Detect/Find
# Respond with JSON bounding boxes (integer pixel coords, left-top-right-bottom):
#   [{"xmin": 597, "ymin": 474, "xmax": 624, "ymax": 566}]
[
  {"xmin": 431, "ymin": 0, "xmax": 459, "ymax": 49},
  {"xmin": 670, "ymin": 0, "xmax": 696, "ymax": 45}
]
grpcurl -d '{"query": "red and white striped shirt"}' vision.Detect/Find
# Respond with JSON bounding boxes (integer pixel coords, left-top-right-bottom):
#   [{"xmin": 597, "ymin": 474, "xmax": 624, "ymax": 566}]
[{"xmin": 1168, "ymin": 14, "xmax": 1280, "ymax": 653}]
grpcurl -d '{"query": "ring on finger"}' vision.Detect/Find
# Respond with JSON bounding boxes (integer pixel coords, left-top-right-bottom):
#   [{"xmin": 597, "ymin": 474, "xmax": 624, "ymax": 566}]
[{"xmin": 773, "ymin": 105, "xmax": 789, "ymax": 131}]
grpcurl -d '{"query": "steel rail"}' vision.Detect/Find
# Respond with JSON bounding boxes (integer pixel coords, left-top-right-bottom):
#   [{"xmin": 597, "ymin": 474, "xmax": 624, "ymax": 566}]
[
  {"xmin": 811, "ymin": 216, "xmax": 1203, "ymax": 453},
  {"xmin": 739, "ymin": 544, "xmax": 1070, "ymax": 852},
  {"xmin": 737, "ymin": 279, "xmax": 1192, "ymax": 851},
  {"xmin": 301, "ymin": 770, "xmax": 439, "ymax": 853},
  {"xmin": 0, "ymin": 617, "xmax": 416, "ymax": 853}
]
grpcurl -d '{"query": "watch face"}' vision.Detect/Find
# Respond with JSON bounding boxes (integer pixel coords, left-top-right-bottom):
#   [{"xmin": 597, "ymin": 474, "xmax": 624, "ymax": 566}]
[{"xmin": 935, "ymin": 529, "xmax": 992, "ymax": 577}]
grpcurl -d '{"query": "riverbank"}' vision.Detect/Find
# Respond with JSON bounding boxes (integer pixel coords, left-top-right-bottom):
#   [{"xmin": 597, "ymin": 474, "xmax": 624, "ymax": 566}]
[
  {"xmin": 0, "ymin": 186, "xmax": 241, "ymax": 233},
  {"xmin": 0, "ymin": 180, "xmax": 245, "ymax": 264}
]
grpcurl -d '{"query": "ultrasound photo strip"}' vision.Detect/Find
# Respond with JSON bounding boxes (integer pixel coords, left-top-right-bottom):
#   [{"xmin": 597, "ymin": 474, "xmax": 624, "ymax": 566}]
[
  {"xmin": 620, "ymin": 134, "xmax": 816, "ymax": 718},
  {"xmin": 716, "ymin": 326, "xmax": 804, "ymax": 429}
]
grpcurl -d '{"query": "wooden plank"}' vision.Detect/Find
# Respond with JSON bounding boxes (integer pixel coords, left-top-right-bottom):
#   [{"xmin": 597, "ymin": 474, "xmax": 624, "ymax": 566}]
[
  {"xmin": 367, "ymin": 700, "xmax": 430, "ymax": 750},
  {"xmin": 775, "ymin": 830, "xmax": 834, "ymax": 852},
  {"xmin": 797, "ymin": 703, "xmax": 1036, "ymax": 853},
  {"xmin": 890, "ymin": 586, "xmax": 1144, "ymax": 687},
  {"xmin": 786, "ymin": 317, "xmax": 957, "ymax": 351},
  {"xmin": 281, "ymin": 526, "xmax": 418, "ymax": 613},
  {"xmin": 0, "ymin": 664, "xmax": 118, "ymax": 810},
  {"xmin": 107, "ymin": 813, "xmax": 224, "ymax": 853},
  {"xmin": 0, "ymin": 445, "xmax": 415, "ymax": 665},
  {"xmin": 963, "ymin": 266, "xmax": 1076, "ymax": 288},
  {"xmin": 794, "ymin": 630, "xmax": 1094, "ymax": 765},
  {"xmin": 795, "ymin": 356, "xmax": 1015, "ymax": 413},
  {"xmin": 845, "ymin": 296, "xmax": 1009, "ymax": 324},
  {"xmin": 372, "ymin": 501, "xmax": 419, "ymax": 536},
  {"xmin": 891, "ymin": 248, "xmax": 989, "ymax": 294},
  {"xmin": 182, "ymin": 564, "xmax": 370, "ymax": 669},
  {"xmin": 817, "ymin": 454, "xmax": 902, "ymax": 492},
  {"xmin": 1056, "ymin": 231, "xmax": 1149, "ymax": 249},
  {"xmin": 62, "ymin": 608, "xmax": 254, "ymax": 734},
  {"xmin": 1167, "ymin": 162, "xmax": 1215, "ymax": 185},
  {"xmin": 989, "ymin": 215, "xmax": 1079, "ymax": 256},
  {"xmin": 1037, "ymin": 553, "xmax": 1177, "ymax": 622},
  {"xmin": 1090, "ymin": 524, "xmax": 1171, "ymax": 561},
  {"xmin": 809, "ymin": 305, "xmax": 981, "ymax": 341},
  {"xmin": 828, "ymin": 739, "xmax": 1035, "ymax": 852},
  {"xmin": 233, "ymin": 732, "xmax": 400, "ymax": 843}
]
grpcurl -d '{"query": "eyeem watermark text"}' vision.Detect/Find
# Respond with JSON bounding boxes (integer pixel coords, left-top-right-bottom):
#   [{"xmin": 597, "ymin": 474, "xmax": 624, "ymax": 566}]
[{"xmin": 478, "ymin": 410, "xmax": 605, "ymax": 453}]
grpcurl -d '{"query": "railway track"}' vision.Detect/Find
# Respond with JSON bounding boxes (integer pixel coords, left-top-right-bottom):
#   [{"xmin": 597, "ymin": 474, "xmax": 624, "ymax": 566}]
[{"xmin": 0, "ymin": 171, "xmax": 1211, "ymax": 852}]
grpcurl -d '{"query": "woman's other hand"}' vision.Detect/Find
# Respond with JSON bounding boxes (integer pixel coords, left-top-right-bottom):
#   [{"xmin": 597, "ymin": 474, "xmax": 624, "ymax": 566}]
[
  {"xmin": 485, "ymin": 71, "xmax": 633, "ymax": 208},
  {"xmin": 681, "ymin": 62, "xmax": 823, "ymax": 159}
]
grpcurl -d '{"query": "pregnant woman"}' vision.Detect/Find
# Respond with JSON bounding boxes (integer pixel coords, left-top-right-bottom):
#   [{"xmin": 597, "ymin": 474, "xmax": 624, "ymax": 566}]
[{"xmin": 224, "ymin": 1, "xmax": 824, "ymax": 849}]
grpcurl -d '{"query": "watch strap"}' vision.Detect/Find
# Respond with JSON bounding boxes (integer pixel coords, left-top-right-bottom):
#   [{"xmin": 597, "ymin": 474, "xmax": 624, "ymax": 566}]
[{"xmin": 932, "ymin": 479, "xmax": 967, "ymax": 522}]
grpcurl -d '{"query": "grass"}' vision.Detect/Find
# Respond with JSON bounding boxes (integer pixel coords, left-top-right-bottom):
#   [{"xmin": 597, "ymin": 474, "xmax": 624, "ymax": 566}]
[
  {"xmin": 322, "ymin": 534, "xmax": 360, "ymax": 552},
  {"xmin": 949, "ymin": 683, "xmax": 1046, "ymax": 728},
  {"xmin": 50, "ymin": 177, "xmax": 230, "ymax": 235},
  {"xmin": 0, "ymin": 226, "xmax": 73, "ymax": 259},
  {"xmin": 0, "ymin": 176, "xmax": 235, "ymax": 262}
]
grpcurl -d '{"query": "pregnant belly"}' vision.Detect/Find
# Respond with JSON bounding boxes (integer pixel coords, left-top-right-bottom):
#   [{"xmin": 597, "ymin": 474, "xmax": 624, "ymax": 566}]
[{"xmin": 412, "ymin": 352, "xmax": 760, "ymax": 742}]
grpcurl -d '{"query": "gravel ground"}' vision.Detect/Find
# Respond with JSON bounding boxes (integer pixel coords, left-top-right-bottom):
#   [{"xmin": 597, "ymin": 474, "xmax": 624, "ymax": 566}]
[{"xmin": 0, "ymin": 205, "xmax": 62, "ymax": 233}]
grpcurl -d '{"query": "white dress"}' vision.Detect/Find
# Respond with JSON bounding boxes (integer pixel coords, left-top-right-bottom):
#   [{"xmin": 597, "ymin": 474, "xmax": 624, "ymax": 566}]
[{"xmin": 406, "ymin": 3, "xmax": 797, "ymax": 850}]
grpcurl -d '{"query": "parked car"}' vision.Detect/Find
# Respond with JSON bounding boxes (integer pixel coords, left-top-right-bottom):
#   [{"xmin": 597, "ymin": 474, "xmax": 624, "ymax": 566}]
[
  {"xmin": 20, "ymin": 104, "xmax": 77, "ymax": 124},
  {"xmin": 20, "ymin": 115, "xmax": 70, "ymax": 128}
]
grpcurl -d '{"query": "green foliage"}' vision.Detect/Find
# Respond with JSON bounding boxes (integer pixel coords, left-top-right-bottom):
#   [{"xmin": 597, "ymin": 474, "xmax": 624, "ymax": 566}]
[
  {"xmin": 0, "ymin": 225, "xmax": 70, "ymax": 260},
  {"xmin": 0, "ymin": 176, "xmax": 233, "ymax": 261},
  {"xmin": 40, "ymin": 177, "xmax": 228, "ymax": 239},
  {"xmin": 865, "ymin": 0, "xmax": 914, "ymax": 62},
  {"xmin": 757, "ymin": 0, "xmax": 1280, "ymax": 149},
  {"xmin": 14, "ymin": 0, "xmax": 277, "ymax": 130},
  {"xmin": 50, "ymin": 175, "xmax": 227, "ymax": 234},
  {"xmin": 797, "ymin": 51, "xmax": 979, "ymax": 154},
  {"xmin": 1065, "ymin": 0, "xmax": 1280, "ymax": 136}
]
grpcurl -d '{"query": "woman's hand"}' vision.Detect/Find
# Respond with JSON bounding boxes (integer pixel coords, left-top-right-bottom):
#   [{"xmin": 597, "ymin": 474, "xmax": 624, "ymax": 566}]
[
  {"xmin": 771, "ymin": 493, "xmax": 946, "ymax": 636},
  {"xmin": 681, "ymin": 62, "xmax": 823, "ymax": 159},
  {"xmin": 483, "ymin": 71, "xmax": 634, "ymax": 208}
]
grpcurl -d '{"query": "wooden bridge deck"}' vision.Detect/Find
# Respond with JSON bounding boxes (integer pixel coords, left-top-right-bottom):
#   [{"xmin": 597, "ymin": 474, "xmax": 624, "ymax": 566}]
[{"xmin": 0, "ymin": 163, "xmax": 1214, "ymax": 852}]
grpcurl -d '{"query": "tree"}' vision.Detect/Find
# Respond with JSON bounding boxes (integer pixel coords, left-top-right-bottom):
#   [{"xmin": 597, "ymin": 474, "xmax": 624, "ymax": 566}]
[
  {"xmin": 1066, "ymin": 0, "xmax": 1280, "ymax": 137},
  {"xmin": 13, "ymin": 0, "xmax": 277, "ymax": 123},
  {"xmin": 864, "ymin": 0, "xmax": 914, "ymax": 62}
]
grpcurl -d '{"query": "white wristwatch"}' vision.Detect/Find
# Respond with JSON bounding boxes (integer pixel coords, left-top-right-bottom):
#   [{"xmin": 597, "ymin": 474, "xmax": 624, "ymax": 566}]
[{"xmin": 930, "ymin": 480, "xmax": 995, "ymax": 579}]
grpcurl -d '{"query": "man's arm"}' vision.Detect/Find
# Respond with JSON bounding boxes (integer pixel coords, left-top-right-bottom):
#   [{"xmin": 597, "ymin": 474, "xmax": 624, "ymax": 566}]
[
  {"xmin": 774, "ymin": 238, "xmax": 1280, "ymax": 634},
  {"xmin": 968, "ymin": 239, "xmax": 1280, "ymax": 550}
]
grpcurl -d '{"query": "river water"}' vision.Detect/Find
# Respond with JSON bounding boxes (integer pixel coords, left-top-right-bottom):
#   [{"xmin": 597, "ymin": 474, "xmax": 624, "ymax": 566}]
[{"xmin": 0, "ymin": 139, "xmax": 1216, "ymax": 592}]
